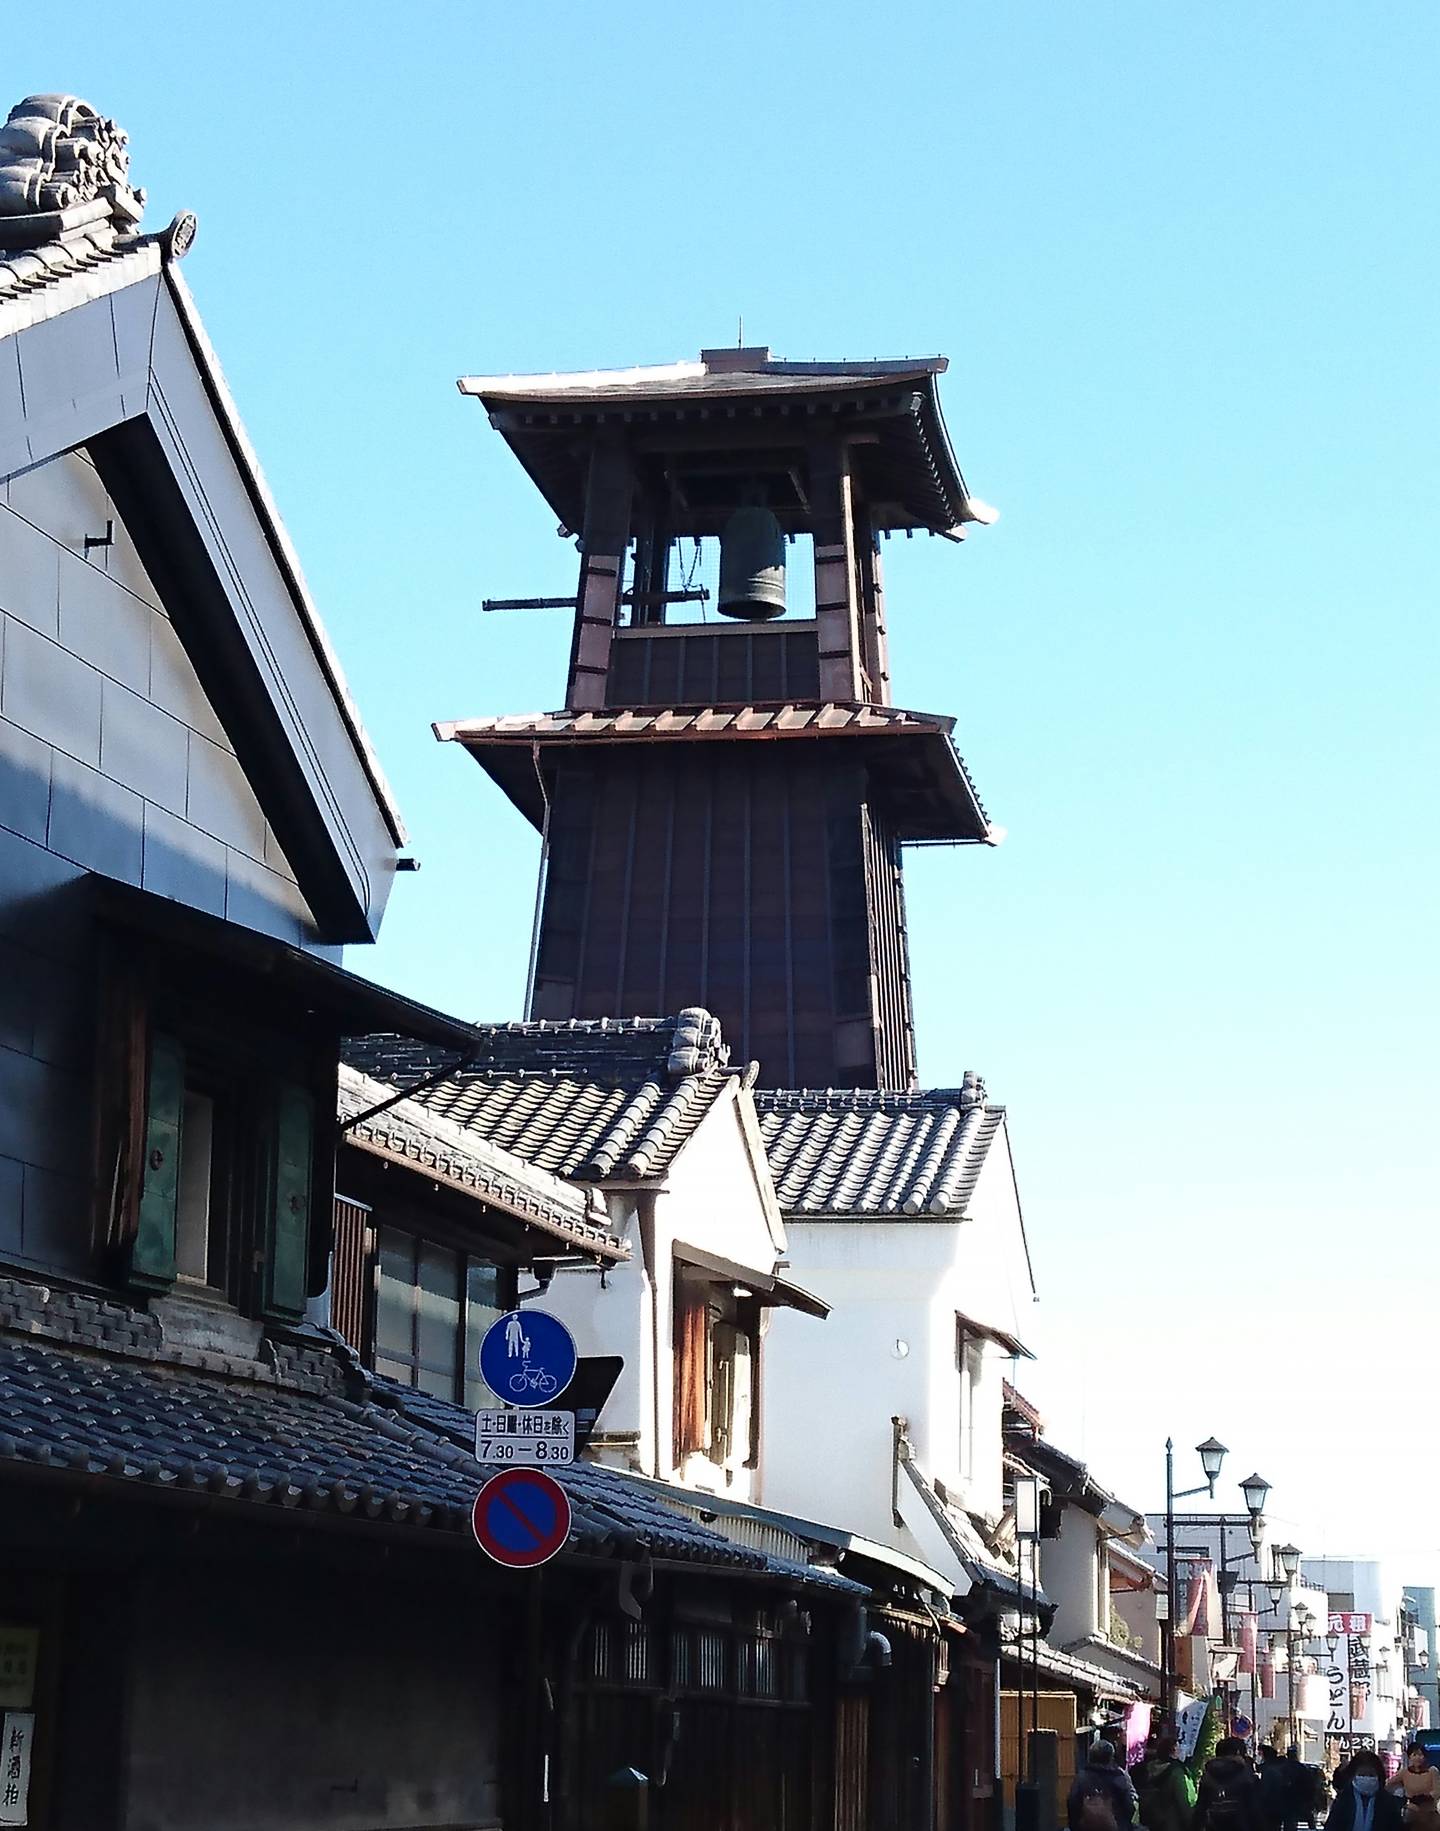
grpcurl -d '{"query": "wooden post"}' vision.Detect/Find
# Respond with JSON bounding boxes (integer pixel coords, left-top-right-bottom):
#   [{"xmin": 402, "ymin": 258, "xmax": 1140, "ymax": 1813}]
[
  {"xmin": 568, "ymin": 438, "xmax": 633, "ymax": 710},
  {"xmin": 811, "ymin": 444, "xmax": 863, "ymax": 703},
  {"xmin": 857, "ymin": 531, "xmax": 891, "ymax": 705}
]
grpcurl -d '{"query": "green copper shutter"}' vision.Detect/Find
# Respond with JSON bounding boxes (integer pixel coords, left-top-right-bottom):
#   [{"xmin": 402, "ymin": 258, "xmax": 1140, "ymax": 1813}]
[
  {"xmin": 130, "ymin": 1033, "xmax": 184, "ymax": 1289},
  {"xmin": 263, "ymin": 1082, "xmax": 315, "ymax": 1323}
]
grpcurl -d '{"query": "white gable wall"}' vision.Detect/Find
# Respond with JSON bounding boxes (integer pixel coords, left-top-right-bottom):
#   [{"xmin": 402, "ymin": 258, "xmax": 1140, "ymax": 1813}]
[
  {"xmin": 1045, "ymin": 1506, "xmax": 1106, "ymax": 1645},
  {"xmin": 0, "ymin": 449, "xmax": 319, "ymax": 948},
  {"xmin": 762, "ymin": 1115, "xmax": 1033, "ymax": 1559},
  {"xmin": 542, "ymin": 1084, "xmax": 790, "ymax": 1502},
  {"xmin": 762, "ymin": 1220, "xmax": 965, "ymax": 1547}
]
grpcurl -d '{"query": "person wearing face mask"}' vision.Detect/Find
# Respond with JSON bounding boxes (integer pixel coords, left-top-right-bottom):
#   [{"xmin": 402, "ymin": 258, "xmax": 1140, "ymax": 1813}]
[{"xmin": 1328, "ymin": 1751, "xmax": 1404, "ymax": 1831}]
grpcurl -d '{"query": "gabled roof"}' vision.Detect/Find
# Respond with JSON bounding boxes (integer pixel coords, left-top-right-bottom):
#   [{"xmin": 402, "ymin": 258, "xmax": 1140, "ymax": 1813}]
[
  {"xmin": 1006, "ymin": 1428, "xmax": 1148, "ymax": 1536},
  {"xmin": 338, "ymin": 1065, "xmax": 627, "ymax": 1261},
  {"xmin": 755, "ymin": 1079, "xmax": 1004, "ymax": 1218},
  {"xmin": 458, "ymin": 346, "xmax": 996, "ymax": 538},
  {"xmin": 436, "ymin": 703, "xmax": 997, "ymax": 845},
  {"xmin": 343, "ymin": 1010, "xmax": 737, "ymax": 1183},
  {"xmin": 0, "ymin": 93, "xmax": 403, "ymax": 942}
]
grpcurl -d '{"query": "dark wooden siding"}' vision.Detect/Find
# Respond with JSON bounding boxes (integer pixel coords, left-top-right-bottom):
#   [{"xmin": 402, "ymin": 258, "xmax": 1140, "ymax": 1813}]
[
  {"xmin": 562, "ymin": 1609, "xmax": 820, "ymax": 1831},
  {"xmin": 606, "ymin": 626, "xmax": 820, "ymax": 709},
  {"xmin": 531, "ymin": 747, "xmax": 915, "ymax": 1090}
]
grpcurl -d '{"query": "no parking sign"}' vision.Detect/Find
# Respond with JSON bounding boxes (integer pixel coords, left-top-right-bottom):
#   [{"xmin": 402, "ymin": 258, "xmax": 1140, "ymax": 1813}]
[{"xmin": 471, "ymin": 1468, "xmax": 572, "ymax": 1569}]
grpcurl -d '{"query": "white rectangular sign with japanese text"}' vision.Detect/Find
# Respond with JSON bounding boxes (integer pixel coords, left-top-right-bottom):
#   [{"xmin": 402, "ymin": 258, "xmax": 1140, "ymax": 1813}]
[
  {"xmin": 0, "ymin": 1712, "xmax": 34, "ymax": 1826},
  {"xmin": 475, "ymin": 1409, "xmax": 575, "ymax": 1466}
]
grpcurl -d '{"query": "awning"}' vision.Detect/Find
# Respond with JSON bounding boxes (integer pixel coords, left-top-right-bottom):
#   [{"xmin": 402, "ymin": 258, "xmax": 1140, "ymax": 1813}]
[
  {"xmin": 958, "ymin": 1310, "xmax": 1033, "ymax": 1361},
  {"xmin": 674, "ymin": 1245, "xmax": 830, "ymax": 1319},
  {"xmin": 1001, "ymin": 1631, "xmax": 1145, "ymax": 1702},
  {"xmin": 91, "ymin": 878, "xmax": 479, "ymax": 1051}
]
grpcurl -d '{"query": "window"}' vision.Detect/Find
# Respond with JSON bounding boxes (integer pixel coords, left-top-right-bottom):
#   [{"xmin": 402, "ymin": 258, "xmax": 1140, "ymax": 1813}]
[
  {"xmin": 130, "ymin": 1032, "xmax": 293, "ymax": 1314},
  {"xmin": 373, "ymin": 1226, "xmax": 506, "ymax": 1408},
  {"xmin": 958, "ymin": 1329, "xmax": 985, "ymax": 1482},
  {"xmin": 174, "ymin": 1090, "xmax": 215, "ymax": 1283},
  {"xmin": 673, "ymin": 1270, "xmax": 758, "ymax": 1473}
]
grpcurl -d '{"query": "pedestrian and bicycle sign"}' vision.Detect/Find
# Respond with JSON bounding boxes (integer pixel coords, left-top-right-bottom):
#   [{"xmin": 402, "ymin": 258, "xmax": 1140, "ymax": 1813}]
[
  {"xmin": 472, "ymin": 1311, "xmax": 579, "ymax": 1567},
  {"xmin": 471, "ymin": 1468, "xmax": 572, "ymax": 1568},
  {"xmin": 475, "ymin": 1408, "xmax": 575, "ymax": 1465},
  {"xmin": 478, "ymin": 1309, "xmax": 577, "ymax": 1407}
]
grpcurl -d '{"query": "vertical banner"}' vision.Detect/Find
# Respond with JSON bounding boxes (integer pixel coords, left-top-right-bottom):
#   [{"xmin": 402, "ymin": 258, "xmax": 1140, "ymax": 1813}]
[
  {"xmin": 1125, "ymin": 1703, "xmax": 1153, "ymax": 1768},
  {"xmin": 1326, "ymin": 1634, "xmax": 1350, "ymax": 1735},
  {"xmin": 1176, "ymin": 1697, "xmax": 1209, "ymax": 1759}
]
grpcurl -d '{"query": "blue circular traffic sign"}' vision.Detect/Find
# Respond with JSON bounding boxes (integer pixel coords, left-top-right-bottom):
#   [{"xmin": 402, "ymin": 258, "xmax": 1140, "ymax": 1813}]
[
  {"xmin": 471, "ymin": 1469, "xmax": 572, "ymax": 1568},
  {"xmin": 479, "ymin": 1309, "xmax": 577, "ymax": 1407}
]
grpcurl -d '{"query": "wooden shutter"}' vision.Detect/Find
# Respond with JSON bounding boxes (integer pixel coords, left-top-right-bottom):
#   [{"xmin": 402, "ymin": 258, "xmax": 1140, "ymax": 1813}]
[
  {"xmin": 674, "ymin": 1284, "xmax": 709, "ymax": 1462},
  {"xmin": 263, "ymin": 1082, "xmax": 315, "ymax": 1323},
  {"xmin": 129, "ymin": 1033, "xmax": 184, "ymax": 1290},
  {"xmin": 329, "ymin": 1195, "xmax": 373, "ymax": 1351}
]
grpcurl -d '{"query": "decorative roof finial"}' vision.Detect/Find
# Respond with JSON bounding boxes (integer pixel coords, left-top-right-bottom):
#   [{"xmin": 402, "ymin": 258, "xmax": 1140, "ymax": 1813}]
[{"xmin": 0, "ymin": 94, "xmax": 144, "ymax": 237}]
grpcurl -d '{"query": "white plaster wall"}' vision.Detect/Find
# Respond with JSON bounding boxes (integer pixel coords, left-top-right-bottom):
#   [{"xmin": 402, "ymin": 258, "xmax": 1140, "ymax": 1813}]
[
  {"xmin": 1046, "ymin": 1509, "xmax": 1104, "ymax": 1645},
  {"xmin": 762, "ymin": 1220, "xmax": 963, "ymax": 1546},
  {"xmin": 0, "ymin": 450, "xmax": 319, "ymax": 948},
  {"xmin": 758, "ymin": 1117, "xmax": 1035, "ymax": 1568},
  {"xmin": 544, "ymin": 1089, "xmax": 789, "ymax": 1500},
  {"xmin": 661, "ymin": 1086, "xmax": 785, "ymax": 1270},
  {"xmin": 541, "ymin": 1196, "xmax": 653, "ymax": 1469}
]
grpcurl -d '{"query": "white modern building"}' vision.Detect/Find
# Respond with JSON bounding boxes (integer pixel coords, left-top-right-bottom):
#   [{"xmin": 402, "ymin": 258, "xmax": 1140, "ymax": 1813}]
[{"xmin": 1306, "ymin": 1557, "xmax": 1420, "ymax": 1760}]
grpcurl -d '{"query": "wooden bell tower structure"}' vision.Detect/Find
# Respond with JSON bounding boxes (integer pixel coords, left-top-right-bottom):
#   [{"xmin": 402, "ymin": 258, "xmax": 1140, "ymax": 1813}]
[{"xmin": 442, "ymin": 347, "xmax": 998, "ymax": 1090}]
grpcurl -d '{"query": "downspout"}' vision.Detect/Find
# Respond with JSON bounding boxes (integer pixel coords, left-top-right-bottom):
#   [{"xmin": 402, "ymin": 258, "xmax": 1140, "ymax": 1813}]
[
  {"xmin": 524, "ymin": 740, "xmax": 552, "ymax": 1018},
  {"xmin": 637, "ymin": 1191, "xmax": 662, "ymax": 1479}
]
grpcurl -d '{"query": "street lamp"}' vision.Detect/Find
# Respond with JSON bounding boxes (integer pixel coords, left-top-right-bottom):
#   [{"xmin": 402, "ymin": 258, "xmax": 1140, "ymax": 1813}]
[
  {"xmin": 1198, "ymin": 1439, "xmax": 1229, "ymax": 1487},
  {"xmin": 1278, "ymin": 1544, "xmax": 1302, "ymax": 1584},
  {"xmin": 1163, "ymin": 1437, "xmax": 1228, "ymax": 1719},
  {"xmin": 1240, "ymin": 1472, "xmax": 1272, "ymax": 1517}
]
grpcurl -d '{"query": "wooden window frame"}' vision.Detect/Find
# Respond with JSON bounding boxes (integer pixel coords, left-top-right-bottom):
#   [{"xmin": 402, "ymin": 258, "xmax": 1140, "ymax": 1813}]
[
  {"xmin": 672, "ymin": 1268, "xmax": 761, "ymax": 1473},
  {"xmin": 369, "ymin": 1222, "xmax": 511, "ymax": 1407},
  {"xmin": 97, "ymin": 934, "xmax": 332, "ymax": 1324}
]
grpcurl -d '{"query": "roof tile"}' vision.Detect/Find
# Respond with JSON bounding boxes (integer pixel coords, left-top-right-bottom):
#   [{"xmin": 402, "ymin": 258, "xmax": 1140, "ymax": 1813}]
[
  {"xmin": 755, "ymin": 1077, "xmax": 1002, "ymax": 1219},
  {"xmin": 344, "ymin": 1011, "xmax": 734, "ymax": 1183},
  {"xmin": 0, "ymin": 1319, "xmax": 860, "ymax": 1590}
]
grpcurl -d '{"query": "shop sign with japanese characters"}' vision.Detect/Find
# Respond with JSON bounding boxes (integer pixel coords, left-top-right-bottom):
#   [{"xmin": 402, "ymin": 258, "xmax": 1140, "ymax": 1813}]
[{"xmin": 0, "ymin": 1712, "xmax": 34, "ymax": 1826}]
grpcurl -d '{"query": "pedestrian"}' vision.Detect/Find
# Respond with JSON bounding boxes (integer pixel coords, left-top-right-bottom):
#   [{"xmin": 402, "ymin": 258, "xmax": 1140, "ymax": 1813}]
[
  {"xmin": 1328, "ymin": 1750, "xmax": 1405, "ymax": 1831},
  {"xmin": 1195, "ymin": 1736, "xmax": 1263, "ymax": 1831},
  {"xmin": 1133, "ymin": 1733, "xmax": 1197, "ymax": 1831},
  {"xmin": 1068, "ymin": 1739, "xmax": 1140, "ymax": 1831},
  {"xmin": 1391, "ymin": 1746, "xmax": 1440, "ymax": 1829},
  {"xmin": 1259, "ymin": 1744, "xmax": 1294, "ymax": 1831},
  {"xmin": 1284, "ymin": 1744, "xmax": 1325, "ymax": 1829}
]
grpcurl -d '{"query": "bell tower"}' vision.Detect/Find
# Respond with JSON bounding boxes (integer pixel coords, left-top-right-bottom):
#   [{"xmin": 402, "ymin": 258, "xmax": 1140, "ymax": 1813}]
[{"xmin": 441, "ymin": 347, "xmax": 998, "ymax": 1090}]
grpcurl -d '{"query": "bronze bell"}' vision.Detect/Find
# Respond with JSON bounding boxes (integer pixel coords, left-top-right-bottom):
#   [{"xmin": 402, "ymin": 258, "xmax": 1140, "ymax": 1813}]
[{"xmin": 717, "ymin": 505, "xmax": 786, "ymax": 620}]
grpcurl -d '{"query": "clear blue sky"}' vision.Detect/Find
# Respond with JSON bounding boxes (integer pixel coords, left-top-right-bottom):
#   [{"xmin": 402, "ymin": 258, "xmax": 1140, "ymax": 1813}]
[{"xmin": 15, "ymin": 3, "xmax": 1439, "ymax": 1568}]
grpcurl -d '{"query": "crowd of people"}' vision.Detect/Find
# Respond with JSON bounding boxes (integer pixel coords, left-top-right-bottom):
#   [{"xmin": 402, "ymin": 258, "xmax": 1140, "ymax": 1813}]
[{"xmin": 1064, "ymin": 1734, "xmax": 1440, "ymax": 1831}]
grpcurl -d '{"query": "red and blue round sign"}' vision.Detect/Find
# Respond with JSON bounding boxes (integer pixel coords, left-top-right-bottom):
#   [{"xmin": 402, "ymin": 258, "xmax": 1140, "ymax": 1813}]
[{"xmin": 471, "ymin": 1468, "xmax": 573, "ymax": 1569}]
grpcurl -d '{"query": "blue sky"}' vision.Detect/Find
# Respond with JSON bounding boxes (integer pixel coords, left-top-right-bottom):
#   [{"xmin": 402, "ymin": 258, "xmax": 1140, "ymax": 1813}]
[{"xmin": 14, "ymin": 4, "xmax": 1439, "ymax": 1567}]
